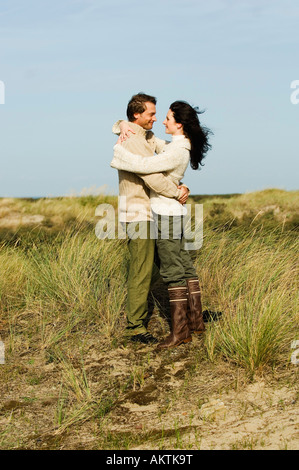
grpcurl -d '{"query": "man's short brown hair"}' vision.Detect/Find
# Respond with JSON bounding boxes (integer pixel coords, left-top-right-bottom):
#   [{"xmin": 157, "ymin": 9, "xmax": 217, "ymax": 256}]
[{"xmin": 126, "ymin": 93, "xmax": 157, "ymax": 122}]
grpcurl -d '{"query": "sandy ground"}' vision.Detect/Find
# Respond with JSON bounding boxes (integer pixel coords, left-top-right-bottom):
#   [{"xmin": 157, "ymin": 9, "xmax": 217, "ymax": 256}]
[
  {"xmin": 85, "ymin": 342, "xmax": 299, "ymax": 450},
  {"xmin": 0, "ymin": 330, "xmax": 298, "ymax": 450}
]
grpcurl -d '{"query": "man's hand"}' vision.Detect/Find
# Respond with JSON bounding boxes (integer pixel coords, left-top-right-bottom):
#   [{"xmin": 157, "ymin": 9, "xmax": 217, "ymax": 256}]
[{"xmin": 178, "ymin": 185, "xmax": 189, "ymax": 205}]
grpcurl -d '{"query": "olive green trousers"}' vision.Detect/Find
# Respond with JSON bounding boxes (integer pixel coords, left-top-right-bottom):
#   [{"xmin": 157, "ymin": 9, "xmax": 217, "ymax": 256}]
[
  {"xmin": 155, "ymin": 214, "xmax": 197, "ymax": 287},
  {"xmin": 124, "ymin": 217, "xmax": 197, "ymax": 336},
  {"xmin": 125, "ymin": 221, "xmax": 160, "ymax": 336}
]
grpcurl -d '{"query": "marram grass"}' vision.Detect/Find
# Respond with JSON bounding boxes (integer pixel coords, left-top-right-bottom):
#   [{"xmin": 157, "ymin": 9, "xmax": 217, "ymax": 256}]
[
  {"xmin": 201, "ymin": 226, "xmax": 298, "ymax": 374},
  {"xmin": 0, "ymin": 190, "xmax": 298, "ymax": 375}
]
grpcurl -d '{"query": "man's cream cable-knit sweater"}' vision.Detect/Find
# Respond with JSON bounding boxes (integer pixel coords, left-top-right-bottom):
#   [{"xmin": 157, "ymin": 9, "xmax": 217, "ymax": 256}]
[{"xmin": 111, "ymin": 135, "xmax": 191, "ymax": 216}]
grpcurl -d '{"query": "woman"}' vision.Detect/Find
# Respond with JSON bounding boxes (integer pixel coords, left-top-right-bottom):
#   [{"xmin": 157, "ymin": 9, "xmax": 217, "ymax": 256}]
[{"xmin": 111, "ymin": 101, "xmax": 212, "ymax": 349}]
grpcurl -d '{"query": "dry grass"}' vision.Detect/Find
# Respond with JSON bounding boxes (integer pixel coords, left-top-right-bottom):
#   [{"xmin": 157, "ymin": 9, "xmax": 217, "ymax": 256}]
[{"xmin": 0, "ymin": 189, "xmax": 298, "ymax": 449}]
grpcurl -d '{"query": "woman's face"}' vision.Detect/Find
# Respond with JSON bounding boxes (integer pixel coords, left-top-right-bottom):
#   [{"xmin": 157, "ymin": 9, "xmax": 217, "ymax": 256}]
[{"xmin": 163, "ymin": 109, "xmax": 183, "ymax": 135}]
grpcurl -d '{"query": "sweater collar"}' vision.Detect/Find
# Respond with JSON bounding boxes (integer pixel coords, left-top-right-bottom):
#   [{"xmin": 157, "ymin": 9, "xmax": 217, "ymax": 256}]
[
  {"xmin": 172, "ymin": 134, "xmax": 191, "ymax": 149},
  {"xmin": 128, "ymin": 122, "xmax": 148, "ymax": 137}
]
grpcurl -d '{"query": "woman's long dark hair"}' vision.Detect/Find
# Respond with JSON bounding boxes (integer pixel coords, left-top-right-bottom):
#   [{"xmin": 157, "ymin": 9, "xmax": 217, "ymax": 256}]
[{"xmin": 170, "ymin": 101, "xmax": 212, "ymax": 169}]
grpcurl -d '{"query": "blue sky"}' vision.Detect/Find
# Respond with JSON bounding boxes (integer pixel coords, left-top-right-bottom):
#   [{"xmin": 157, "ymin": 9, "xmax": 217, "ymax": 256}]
[{"xmin": 0, "ymin": 0, "xmax": 298, "ymax": 197}]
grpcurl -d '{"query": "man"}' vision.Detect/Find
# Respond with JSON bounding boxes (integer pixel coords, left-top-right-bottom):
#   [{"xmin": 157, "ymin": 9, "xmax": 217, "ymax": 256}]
[{"xmin": 112, "ymin": 93, "xmax": 189, "ymax": 344}]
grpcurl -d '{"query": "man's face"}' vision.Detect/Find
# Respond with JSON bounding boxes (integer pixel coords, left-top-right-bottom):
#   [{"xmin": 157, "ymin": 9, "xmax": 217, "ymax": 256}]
[{"xmin": 133, "ymin": 102, "xmax": 157, "ymax": 130}]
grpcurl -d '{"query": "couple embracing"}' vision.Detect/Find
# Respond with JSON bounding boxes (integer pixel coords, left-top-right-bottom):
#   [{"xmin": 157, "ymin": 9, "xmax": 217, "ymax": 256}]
[{"xmin": 110, "ymin": 93, "xmax": 212, "ymax": 349}]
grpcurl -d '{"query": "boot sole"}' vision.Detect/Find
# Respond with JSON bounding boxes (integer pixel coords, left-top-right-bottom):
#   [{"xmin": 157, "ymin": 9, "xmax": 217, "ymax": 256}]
[
  {"xmin": 182, "ymin": 337, "xmax": 192, "ymax": 344},
  {"xmin": 157, "ymin": 336, "xmax": 192, "ymax": 350}
]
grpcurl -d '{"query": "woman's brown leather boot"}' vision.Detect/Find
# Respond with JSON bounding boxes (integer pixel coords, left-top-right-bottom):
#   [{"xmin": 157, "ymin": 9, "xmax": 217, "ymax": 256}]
[
  {"xmin": 157, "ymin": 286, "xmax": 192, "ymax": 350},
  {"xmin": 186, "ymin": 278, "xmax": 205, "ymax": 334}
]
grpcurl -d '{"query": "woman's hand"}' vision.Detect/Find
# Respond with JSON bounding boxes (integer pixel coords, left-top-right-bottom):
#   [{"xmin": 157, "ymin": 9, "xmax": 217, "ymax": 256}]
[
  {"xmin": 119, "ymin": 121, "xmax": 135, "ymax": 142},
  {"xmin": 178, "ymin": 185, "xmax": 189, "ymax": 205}
]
